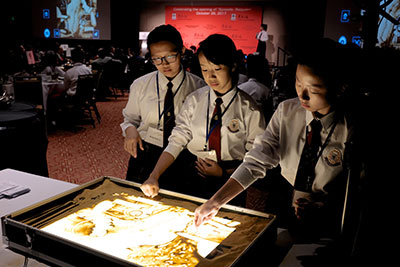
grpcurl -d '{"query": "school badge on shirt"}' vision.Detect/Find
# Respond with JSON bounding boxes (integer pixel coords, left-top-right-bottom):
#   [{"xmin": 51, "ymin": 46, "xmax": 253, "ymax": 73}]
[
  {"xmin": 228, "ymin": 119, "xmax": 240, "ymax": 133},
  {"xmin": 325, "ymin": 148, "xmax": 342, "ymax": 166}
]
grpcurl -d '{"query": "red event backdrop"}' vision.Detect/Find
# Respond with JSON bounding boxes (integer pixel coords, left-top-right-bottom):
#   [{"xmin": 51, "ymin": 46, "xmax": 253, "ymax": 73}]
[{"xmin": 165, "ymin": 6, "xmax": 262, "ymax": 55}]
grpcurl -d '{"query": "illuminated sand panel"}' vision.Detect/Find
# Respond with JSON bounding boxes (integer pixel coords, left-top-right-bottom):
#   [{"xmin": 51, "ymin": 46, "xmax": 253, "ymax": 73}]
[{"xmin": 42, "ymin": 194, "xmax": 240, "ymax": 267}]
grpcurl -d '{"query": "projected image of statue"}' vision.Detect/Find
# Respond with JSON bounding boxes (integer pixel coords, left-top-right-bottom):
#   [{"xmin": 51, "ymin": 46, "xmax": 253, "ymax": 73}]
[
  {"xmin": 377, "ymin": 0, "xmax": 400, "ymax": 48},
  {"xmin": 58, "ymin": 0, "xmax": 98, "ymax": 38},
  {"xmin": 56, "ymin": 0, "xmax": 71, "ymax": 36}
]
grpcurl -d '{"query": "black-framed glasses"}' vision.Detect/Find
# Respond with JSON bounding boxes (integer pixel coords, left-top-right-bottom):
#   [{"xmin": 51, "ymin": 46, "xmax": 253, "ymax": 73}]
[{"xmin": 151, "ymin": 53, "xmax": 179, "ymax": 65}]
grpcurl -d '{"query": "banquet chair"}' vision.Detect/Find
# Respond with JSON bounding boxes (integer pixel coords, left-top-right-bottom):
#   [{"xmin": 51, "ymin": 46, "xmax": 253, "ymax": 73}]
[
  {"xmin": 74, "ymin": 74, "xmax": 101, "ymax": 127},
  {"xmin": 108, "ymin": 60, "xmax": 126, "ymax": 99},
  {"xmin": 0, "ymin": 103, "xmax": 49, "ymax": 177},
  {"xmin": 13, "ymin": 75, "xmax": 43, "ymax": 110},
  {"xmin": 13, "ymin": 75, "xmax": 48, "ymax": 133},
  {"xmin": 100, "ymin": 60, "xmax": 125, "ymax": 100}
]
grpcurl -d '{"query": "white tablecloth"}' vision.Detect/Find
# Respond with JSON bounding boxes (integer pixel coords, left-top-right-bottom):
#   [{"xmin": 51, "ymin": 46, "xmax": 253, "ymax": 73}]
[
  {"xmin": 41, "ymin": 80, "xmax": 64, "ymax": 111},
  {"xmin": 0, "ymin": 169, "xmax": 76, "ymax": 266},
  {"xmin": 2, "ymin": 81, "xmax": 64, "ymax": 111}
]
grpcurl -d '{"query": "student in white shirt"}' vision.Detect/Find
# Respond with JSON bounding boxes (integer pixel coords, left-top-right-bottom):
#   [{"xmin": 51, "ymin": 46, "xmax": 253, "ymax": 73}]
[
  {"xmin": 194, "ymin": 38, "xmax": 357, "ymax": 241},
  {"xmin": 121, "ymin": 25, "xmax": 206, "ymax": 185},
  {"xmin": 239, "ymin": 54, "xmax": 271, "ymax": 120},
  {"xmin": 256, "ymin": 24, "xmax": 268, "ymax": 58},
  {"xmin": 140, "ymin": 34, "xmax": 266, "ymax": 204}
]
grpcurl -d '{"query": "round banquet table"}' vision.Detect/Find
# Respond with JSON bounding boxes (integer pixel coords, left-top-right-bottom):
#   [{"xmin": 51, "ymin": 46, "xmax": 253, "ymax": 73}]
[
  {"xmin": 2, "ymin": 80, "xmax": 64, "ymax": 112},
  {"xmin": 0, "ymin": 102, "xmax": 48, "ymax": 177}
]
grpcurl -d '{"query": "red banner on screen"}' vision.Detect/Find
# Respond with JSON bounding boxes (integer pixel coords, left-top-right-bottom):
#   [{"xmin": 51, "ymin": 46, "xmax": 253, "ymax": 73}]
[{"xmin": 165, "ymin": 6, "xmax": 262, "ymax": 55}]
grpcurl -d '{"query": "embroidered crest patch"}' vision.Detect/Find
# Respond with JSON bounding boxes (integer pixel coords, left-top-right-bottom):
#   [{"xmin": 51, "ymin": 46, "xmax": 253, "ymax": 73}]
[
  {"xmin": 228, "ymin": 119, "xmax": 240, "ymax": 133},
  {"xmin": 324, "ymin": 148, "xmax": 342, "ymax": 166}
]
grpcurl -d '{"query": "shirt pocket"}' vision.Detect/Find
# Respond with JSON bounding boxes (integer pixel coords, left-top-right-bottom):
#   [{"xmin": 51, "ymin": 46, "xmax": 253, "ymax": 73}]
[{"xmin": 221, "ymin": 118, "xmax": 246, "ymax": 152}]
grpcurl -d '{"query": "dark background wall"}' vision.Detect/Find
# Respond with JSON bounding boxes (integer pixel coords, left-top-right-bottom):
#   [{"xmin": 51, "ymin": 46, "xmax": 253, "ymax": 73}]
[
  {"xmin": 0, "ymin": 0, "xmax": 327, "ymax": 52},
  {"xmin": 0, "ymin": 0, "xmax": 141, "ymax": 51}
]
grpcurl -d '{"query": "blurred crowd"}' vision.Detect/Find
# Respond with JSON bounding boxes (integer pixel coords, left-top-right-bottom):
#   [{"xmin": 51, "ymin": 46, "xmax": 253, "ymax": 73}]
[{"xmin": 1, "ymin": 40, "xmax": 285, "ymax": 119}]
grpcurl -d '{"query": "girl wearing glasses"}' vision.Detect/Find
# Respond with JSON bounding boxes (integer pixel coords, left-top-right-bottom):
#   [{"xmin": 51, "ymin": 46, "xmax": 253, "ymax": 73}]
[
  {"xmin": 140, "ymin": 34, "xmax": 266, "ymax": 205},
  {"xmin": 121, "ymin": 24, "xmax": 206, "ymax": 187}
]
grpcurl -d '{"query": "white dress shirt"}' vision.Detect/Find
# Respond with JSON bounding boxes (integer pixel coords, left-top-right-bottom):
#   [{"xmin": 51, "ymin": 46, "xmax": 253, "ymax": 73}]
[
  {"xmin": 238, "ymin": 78, "xmax": 270, "ymax": 107},
  {"xmin": 232, "ymin": 97, "xmax": 350, "ymax": 195},
  {"xmin": 165, "ymin": 86, "xmax": 266, "ymax": 161},
  {"xmin": 238, "ymin": 73, "xmax": 249, "ymax": 85},
  {"xmin": 63, "ymin": 63, "xmax": 92, "ymax": 96},
  {"xmin": 257, "ymin": 30, "xmax": 268, "ymax": 42},
  {"xmin": 121, "ymin": 69, "xmax": 206, "ymax": 138},
  {"xmin": 41, "ymin": 66, "xmax": 65, "ymax": 77}
]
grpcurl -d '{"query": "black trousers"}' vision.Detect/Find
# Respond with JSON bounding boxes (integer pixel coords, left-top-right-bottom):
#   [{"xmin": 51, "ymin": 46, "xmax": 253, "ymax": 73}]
[{"xmin": 256, "ymin": 40, "xmax": 266, "ymax": 58}]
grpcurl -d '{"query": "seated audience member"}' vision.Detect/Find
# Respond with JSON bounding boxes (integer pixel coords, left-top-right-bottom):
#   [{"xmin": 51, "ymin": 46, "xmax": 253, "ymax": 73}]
[
  {"xmin": 91, "ymin": 47, "xmax": 113, "ymax": 71},
  {"xmin": 47, "ymin": 46, "xmax": 91, "ymax": 125},
  {"xmin": 236, "ymin": 49, "xmax": 248, "ymax": 85},
  {"xmin": 41, "ymin": 50, "xmax": 65, "ymax": 79},
  {"xmin": 140, "ymin": 34, "xmax": 266, "ymax": 206},
  {"xmin": 239, "ymin": 54, "xmax": 271, "ymax": 111},
  {"xmin": 55, "ymin": 44, "xmax": 67, "ymax": 65},
  {"xmin": 92, "ymin": 47, "xmax": 124, "ymax": 99},
  {"xmin": 63, "ymin": 46, "xmax": 92, "ymax": 97},
  {"xmin": 238, "ymin": 72, "xmax": 249, "ymax": 85},
  {"xmin": 121, "ymin": 24, "xmax": 206, "ymax": 186}
]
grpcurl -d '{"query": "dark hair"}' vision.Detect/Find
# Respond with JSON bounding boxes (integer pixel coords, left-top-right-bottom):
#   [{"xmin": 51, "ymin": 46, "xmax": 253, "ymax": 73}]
[
  {"xmin": 43, "ymin": 50, "xmax": 58, "ymax": 66},
  {"xmin": 295, "ymin": 38, "xmax": 351, "ymax": 105},
  {"xmin": 97, "ymin": 47, "xmax": 107, "ymax": 58},
  {"xmin": 146, "ymin": 24, "xmax": 184, "ymax": 53},
  {"xmin": 196, "ymin": 34, "xmax": 239, "ymax": 86},
  {"xmin": 71, "ymin": 46, "xmax": 85, "ymax": 63},
  {"xmin": 246, "ymin": 54, "xmax": 271, "ymax": 86},
  {"xmin": 261, "ymin": 24, "xmax": 268, "ymax": 31}
]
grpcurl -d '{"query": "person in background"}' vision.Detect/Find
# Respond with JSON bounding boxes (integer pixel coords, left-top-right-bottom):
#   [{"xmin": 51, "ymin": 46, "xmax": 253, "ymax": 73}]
[
  {"xmin": 194, "ymin": 38, "xmax": 357, "ymax": 246},
  {"xmin": 239, "ymin": 54, "xmax": 271, "ymax": 120},
  {"xmin": 256, "ymin": 24, "xmax": 268, "ymax": 59},
  {"xmin": 91, "ymin": 47, "xmax": 113, "ymax": 71},
  {"xmin": 55, "ymin": 44, "xmax": 66, "ymax": 65},
  {"xmin": 46, "ymin": 46, "xmax": 91, "ymax": 127},
  {"xmin": 140, "ymin": 34, "xmax": 265, "ymax": 206},
  {"xmin": 63, "ymin": 46, "xmax": 92, "ymax": 97},
  {"xmin": 236, "ymin": 49, "xmax": 248, "ymax": 85},
  {"xmin": 121, "ymin": 24, "xmax": 206, "ymax": 185},
  {"xmin": 41, "ymin": 50, "xmax": 65, "ymax": 79}
]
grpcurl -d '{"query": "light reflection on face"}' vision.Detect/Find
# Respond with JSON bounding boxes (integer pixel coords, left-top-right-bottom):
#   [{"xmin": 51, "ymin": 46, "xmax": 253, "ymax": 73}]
[
  {"xmin": 295, "ymin": 64, "xmax": 331, "ymax": 116},
  {"xmin": 198, "ymin": 52, "xmax": 233, "ymax": 94}
]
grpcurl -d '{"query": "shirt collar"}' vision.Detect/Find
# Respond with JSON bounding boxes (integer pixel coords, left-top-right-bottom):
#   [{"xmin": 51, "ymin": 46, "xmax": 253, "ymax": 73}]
[
  {"xmin": 210, "ymin": 86, "xmax": 237, "ymax": 107},
  {"xmin": 158, "ymin": 67, "xmax": 184, "ymax": 92},
  {"xmin": 306, "ymin": 110, "xmax": 336, "ymax": 132}
]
